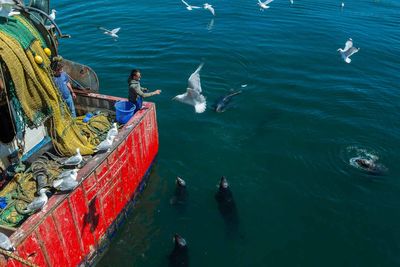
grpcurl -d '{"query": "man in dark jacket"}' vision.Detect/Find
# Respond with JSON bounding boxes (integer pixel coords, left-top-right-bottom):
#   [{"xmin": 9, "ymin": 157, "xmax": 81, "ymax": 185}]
[{"xmin": 128, "ymin": 69, "xmax": 161, "ymax": 112}]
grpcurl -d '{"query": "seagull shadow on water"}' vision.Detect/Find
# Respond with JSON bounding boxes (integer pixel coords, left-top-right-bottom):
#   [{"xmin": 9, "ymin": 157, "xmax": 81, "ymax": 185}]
[{"xmin": 215, "ymin": 176, "xmax": 242, "ymax": 239}]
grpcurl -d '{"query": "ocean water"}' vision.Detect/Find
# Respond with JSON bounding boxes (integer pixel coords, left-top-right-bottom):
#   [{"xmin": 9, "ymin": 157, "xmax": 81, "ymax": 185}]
[{"xmin": 55, "ymin": 0, "xmax": 400, "ymax": 266}]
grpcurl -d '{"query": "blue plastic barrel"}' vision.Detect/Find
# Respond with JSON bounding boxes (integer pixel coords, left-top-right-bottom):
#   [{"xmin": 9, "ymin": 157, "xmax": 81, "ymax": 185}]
[{"xmin": 114, "ymin": 101, "xmax": 136, "ymax": 124}]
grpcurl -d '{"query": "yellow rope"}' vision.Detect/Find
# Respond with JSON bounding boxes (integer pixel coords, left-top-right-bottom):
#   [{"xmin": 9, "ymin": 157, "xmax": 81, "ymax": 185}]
[{"xmin": 0, "ymin": 31, "xmax": 101, "ymax": 156}]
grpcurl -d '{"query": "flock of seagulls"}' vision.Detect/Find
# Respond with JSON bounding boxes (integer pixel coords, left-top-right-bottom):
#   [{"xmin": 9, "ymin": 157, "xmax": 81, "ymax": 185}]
[
  {"xmin": 181, "ymin": 0, "xmax": 215, "ymax": 15},
  {"xmin": 18, "ymin": 123, "xmax": 119, "ymax": 216},
  {"xmin": 171, "ymin": 0, "xmax": 360, "ymax": 113}
]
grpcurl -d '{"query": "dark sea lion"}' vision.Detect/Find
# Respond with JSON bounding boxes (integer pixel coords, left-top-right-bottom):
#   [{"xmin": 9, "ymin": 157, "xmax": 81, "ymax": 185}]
[
  {"xmin": 213, "ymin": 90, "xmax": 242, "ymax": 113},
  {"xmin": 170, "ymin": 177, "xmax": 188, "ymax": 206},
  {"xmin": 215, "ymin": 176, "xmax": 239, "ymax": 233},
  {"xmin": 168, "ymin": 234, "xmax": 189, "ymax": 267},
  {"xmin": 350, "ymin": 157, "xmax": 387, "ymax": 176}
]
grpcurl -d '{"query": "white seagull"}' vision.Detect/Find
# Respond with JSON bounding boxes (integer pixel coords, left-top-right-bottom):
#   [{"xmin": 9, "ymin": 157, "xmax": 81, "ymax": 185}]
[
  {"xmin": 181, "ymin": 0, "xmax": 201, "ymax": 10},
  {"xmin": 53, "ymin": 170, "xmax": 79, "ymax": 192},
  {"xmin": 48, "ymin": 9, "xmax": 56, "ymax": 21},
  {"xmin": 173, "ymin": 63, "xmax": 207, "ymax": 113},
  {"xmin": 0, "ymin": 0, "xmax": 20, "ymax": 18},
  {"xmin": 94, "ymin": 136, "xmax": 114, "ymax": 153},
  {"xmin": 106, "ymin": 123, "xmax": 118, "ymax": 139},
  {"xmin": 57, "ymin": 169, "xmax": 78, "ymax": 180},
  {"xmin": 62, "ymin": 148, "xmax": 83, "ymax": 166},
  {"xmin": 0, "ymin": 232, "xmax": 14, "ymax": 251},
  {"xmin": 23, "ymin": 188, "xmax": 48, "ymax": 214},
  {"xmin": 338, "ymin": 38, "xmax": 360, "ymax": 63},
  {"xmin": 203, "ymin": 3, "xmax": 215, "ymax": 16},
  {"xmin": 99, "ymin": 27, "xmax": 121, "ymax": 38},
  {"xmin": 258, "ymin": 0, "xmax": 273, "ymax": 10}
]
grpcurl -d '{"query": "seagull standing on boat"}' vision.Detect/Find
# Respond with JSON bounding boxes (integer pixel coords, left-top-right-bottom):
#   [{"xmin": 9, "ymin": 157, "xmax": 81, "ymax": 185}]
[
  {"xmin": 181, "ymin": 0, "xmax": 201, "ymax": 10},
  {"xmin": 99, "ymin": 27, "xmax": 121, "ymax": 39},
  {"xmin": 106, "ymin": 123, "xmax": 118, "ymax": 139},
  {"xmin": 23, "ymin": 188, "xmax": 49, "ymax": 214},
  {"xmin": 258, "ymin": 0, "xmax": 273, "ymax": 10},
  {"xmin": 57, "ymin": 169, "xmax": 79, "ymax": 180},
  {"xmin": 338, "ymin": 38, "xmax": 360, "ymax": 63},
  {"xmin": 173, "ymin": 63, "xmax": 207, "ymax": 113},
  {"xmin": 94, "ymin": 136, "xmax": 114, "ymax": 153},
  {"xmin": 0, "ymin": 232, "xmax": 14, "ymax": 251},
  {"xmin": 53, "ymin": 170, "xmax": 79, "ymax": 192},
  {"xmin": 0, "ymin": 0, "xmax": 20, "ymax": 18},
  {"xmin": 62, "ymin": 148, "xmax": 83, "ymax": 166},
  {"xmin": 49, "ymin": 9, "xmax": 56, "ymax": 21},
  {"xmin": 203, "ymin": 3, "xmax": 215, "ymax": 16}
]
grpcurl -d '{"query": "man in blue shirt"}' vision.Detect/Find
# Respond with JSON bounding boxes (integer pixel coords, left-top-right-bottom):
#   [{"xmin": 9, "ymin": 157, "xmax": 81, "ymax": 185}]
[{"xmin": 52, "ymin": 61, "xmax": 77, "ymax": 117}]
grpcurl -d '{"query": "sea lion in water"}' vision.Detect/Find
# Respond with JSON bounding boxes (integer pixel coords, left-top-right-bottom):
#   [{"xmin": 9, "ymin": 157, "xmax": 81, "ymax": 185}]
[
  {"xmin": 350, "ymin": 157, "xmax": 386, "ymax": 175},
  {"xmin": 213, "ymin": 90, "xmax": 242, "ymax": 113},
  {"xmin": 169, "ymin": 234, "xmax": 189, "ymax": 267},
  {"xmin": 170, "ymin": 177, "xmax": 187, "ymax": 206},
  {"xmin": 215, "ymin": 176, "xmax": 239, "ymax": 233}
]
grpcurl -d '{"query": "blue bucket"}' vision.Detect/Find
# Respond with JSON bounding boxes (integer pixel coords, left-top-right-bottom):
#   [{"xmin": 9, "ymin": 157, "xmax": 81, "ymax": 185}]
[{"xmin": 115, "ymin": 101, "xmax": 135, "ymax": 124}]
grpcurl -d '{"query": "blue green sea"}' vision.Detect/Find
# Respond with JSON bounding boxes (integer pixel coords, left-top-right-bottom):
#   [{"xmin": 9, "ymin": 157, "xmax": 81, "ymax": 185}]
[{"xmin": 56, "ymin": 0, "xmax": 400, "ymax": 266}]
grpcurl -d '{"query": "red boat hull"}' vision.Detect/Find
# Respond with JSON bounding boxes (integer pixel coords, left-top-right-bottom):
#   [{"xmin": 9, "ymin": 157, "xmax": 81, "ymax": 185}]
[{"xmin": 2, "ymin": 99, "xmax": 159, "ymax": 267}]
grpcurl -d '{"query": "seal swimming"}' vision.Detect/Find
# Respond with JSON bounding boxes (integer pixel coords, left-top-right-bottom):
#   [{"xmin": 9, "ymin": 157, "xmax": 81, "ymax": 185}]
[
  {"xmin": 168, "ymin": 234, "xmax": 189, "ymax": 267},
  {"xmin": 170, "ymin": 176, "xmax": 188, "ymax": 206},
  {"xmin": 213, "ymin": 90, "xmax": 242, "ymax": 113},
  {"xmin": 215, "ymin": 176, "xmax": 239, "ymax": 233},
  {"xmin": 349, "ymin": 157, "xmax": 387, "ymax": 175}
]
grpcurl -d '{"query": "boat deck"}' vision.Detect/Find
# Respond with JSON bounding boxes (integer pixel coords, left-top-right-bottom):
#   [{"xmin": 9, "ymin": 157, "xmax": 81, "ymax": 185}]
[{"xmin": 1, "ymin": 91, "xmax": 159, "ymax": 267}]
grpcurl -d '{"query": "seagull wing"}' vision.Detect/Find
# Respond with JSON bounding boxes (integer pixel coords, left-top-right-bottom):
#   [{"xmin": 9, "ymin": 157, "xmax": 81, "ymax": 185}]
[
  {"xmin": 263, "ymin": 0, "xmax": 273, "ymax": 5},
  {"xmin": 62, "ymin": 154, "xmax": 82, "ymax": 166},
  {"xmin": 207, "ymin": 6, "xmax": 215, "ymax": 15},
  {"xmin": 26, "ymin": 197, "xmax": 46, "ymax": 212},
  {"xmin": 111, "ymin": 27, "xmax": 121, "ymax": 34},
  {"xmin": 99, "ymin": 27, "xmax": 111, "ymax": 34},
  {"xmin": 344, "ymin": 47, "xmax": 359, "ymax": 58},
  {"xmin": 343, "ymin": 38, "xmax": 353, "ymax": 52},
  {"xmin": 187, "ymin": 63, "xmax": 204, "ymax": 93},
  {"xmin": 191, "ymin": 5, "xmax": 201, "ymax": 8},
  {"xmin": 181, "ymin": 0, "xmax": 190, "ymax": 7}
]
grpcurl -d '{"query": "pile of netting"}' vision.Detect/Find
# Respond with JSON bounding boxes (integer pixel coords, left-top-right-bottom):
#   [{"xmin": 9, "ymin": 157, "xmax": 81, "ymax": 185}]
[
  {"xmin": 0, "ymin": 15, "xmax": 110, "ymax": 156},
  {"xmin": 0, "ymin": 15, "xmax": 114, "ymax": 226},
  {"xmin": 0, "ymin": 156, "xmax": 62, "ymax": 227}
]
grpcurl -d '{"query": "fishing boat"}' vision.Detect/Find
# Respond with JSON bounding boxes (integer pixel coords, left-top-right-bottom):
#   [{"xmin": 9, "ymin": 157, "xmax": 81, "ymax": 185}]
[{"xmin": 0, "ymin": 1, "xmax": 158, "ymax": 266}]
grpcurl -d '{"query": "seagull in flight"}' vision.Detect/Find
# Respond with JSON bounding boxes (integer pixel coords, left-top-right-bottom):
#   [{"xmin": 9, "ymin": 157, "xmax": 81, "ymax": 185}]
[
  {"xmin": 99, "ymin": 27, "xmax": 121, "ymax": 38},
  {"xmin": 258, "ymin": 0, "xmax": 273, "ymax": 10},
  {"xmin": 203, "ymin": 3, "xmax": 215, "ymax": 16},
  {"xmin": 338, "ymin": 38, "xmax": 360, "ymax": 63},
  {"xmin": 173, "ymin": 63, "xmax": 207, "ymax": 113},
  {"xmin": 0, "ymin": 0, "xmax": 20, "ymax": 19},
  {"xmin": 181, "ymin": 0, "xmax": 201, "ymax": 10}
]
